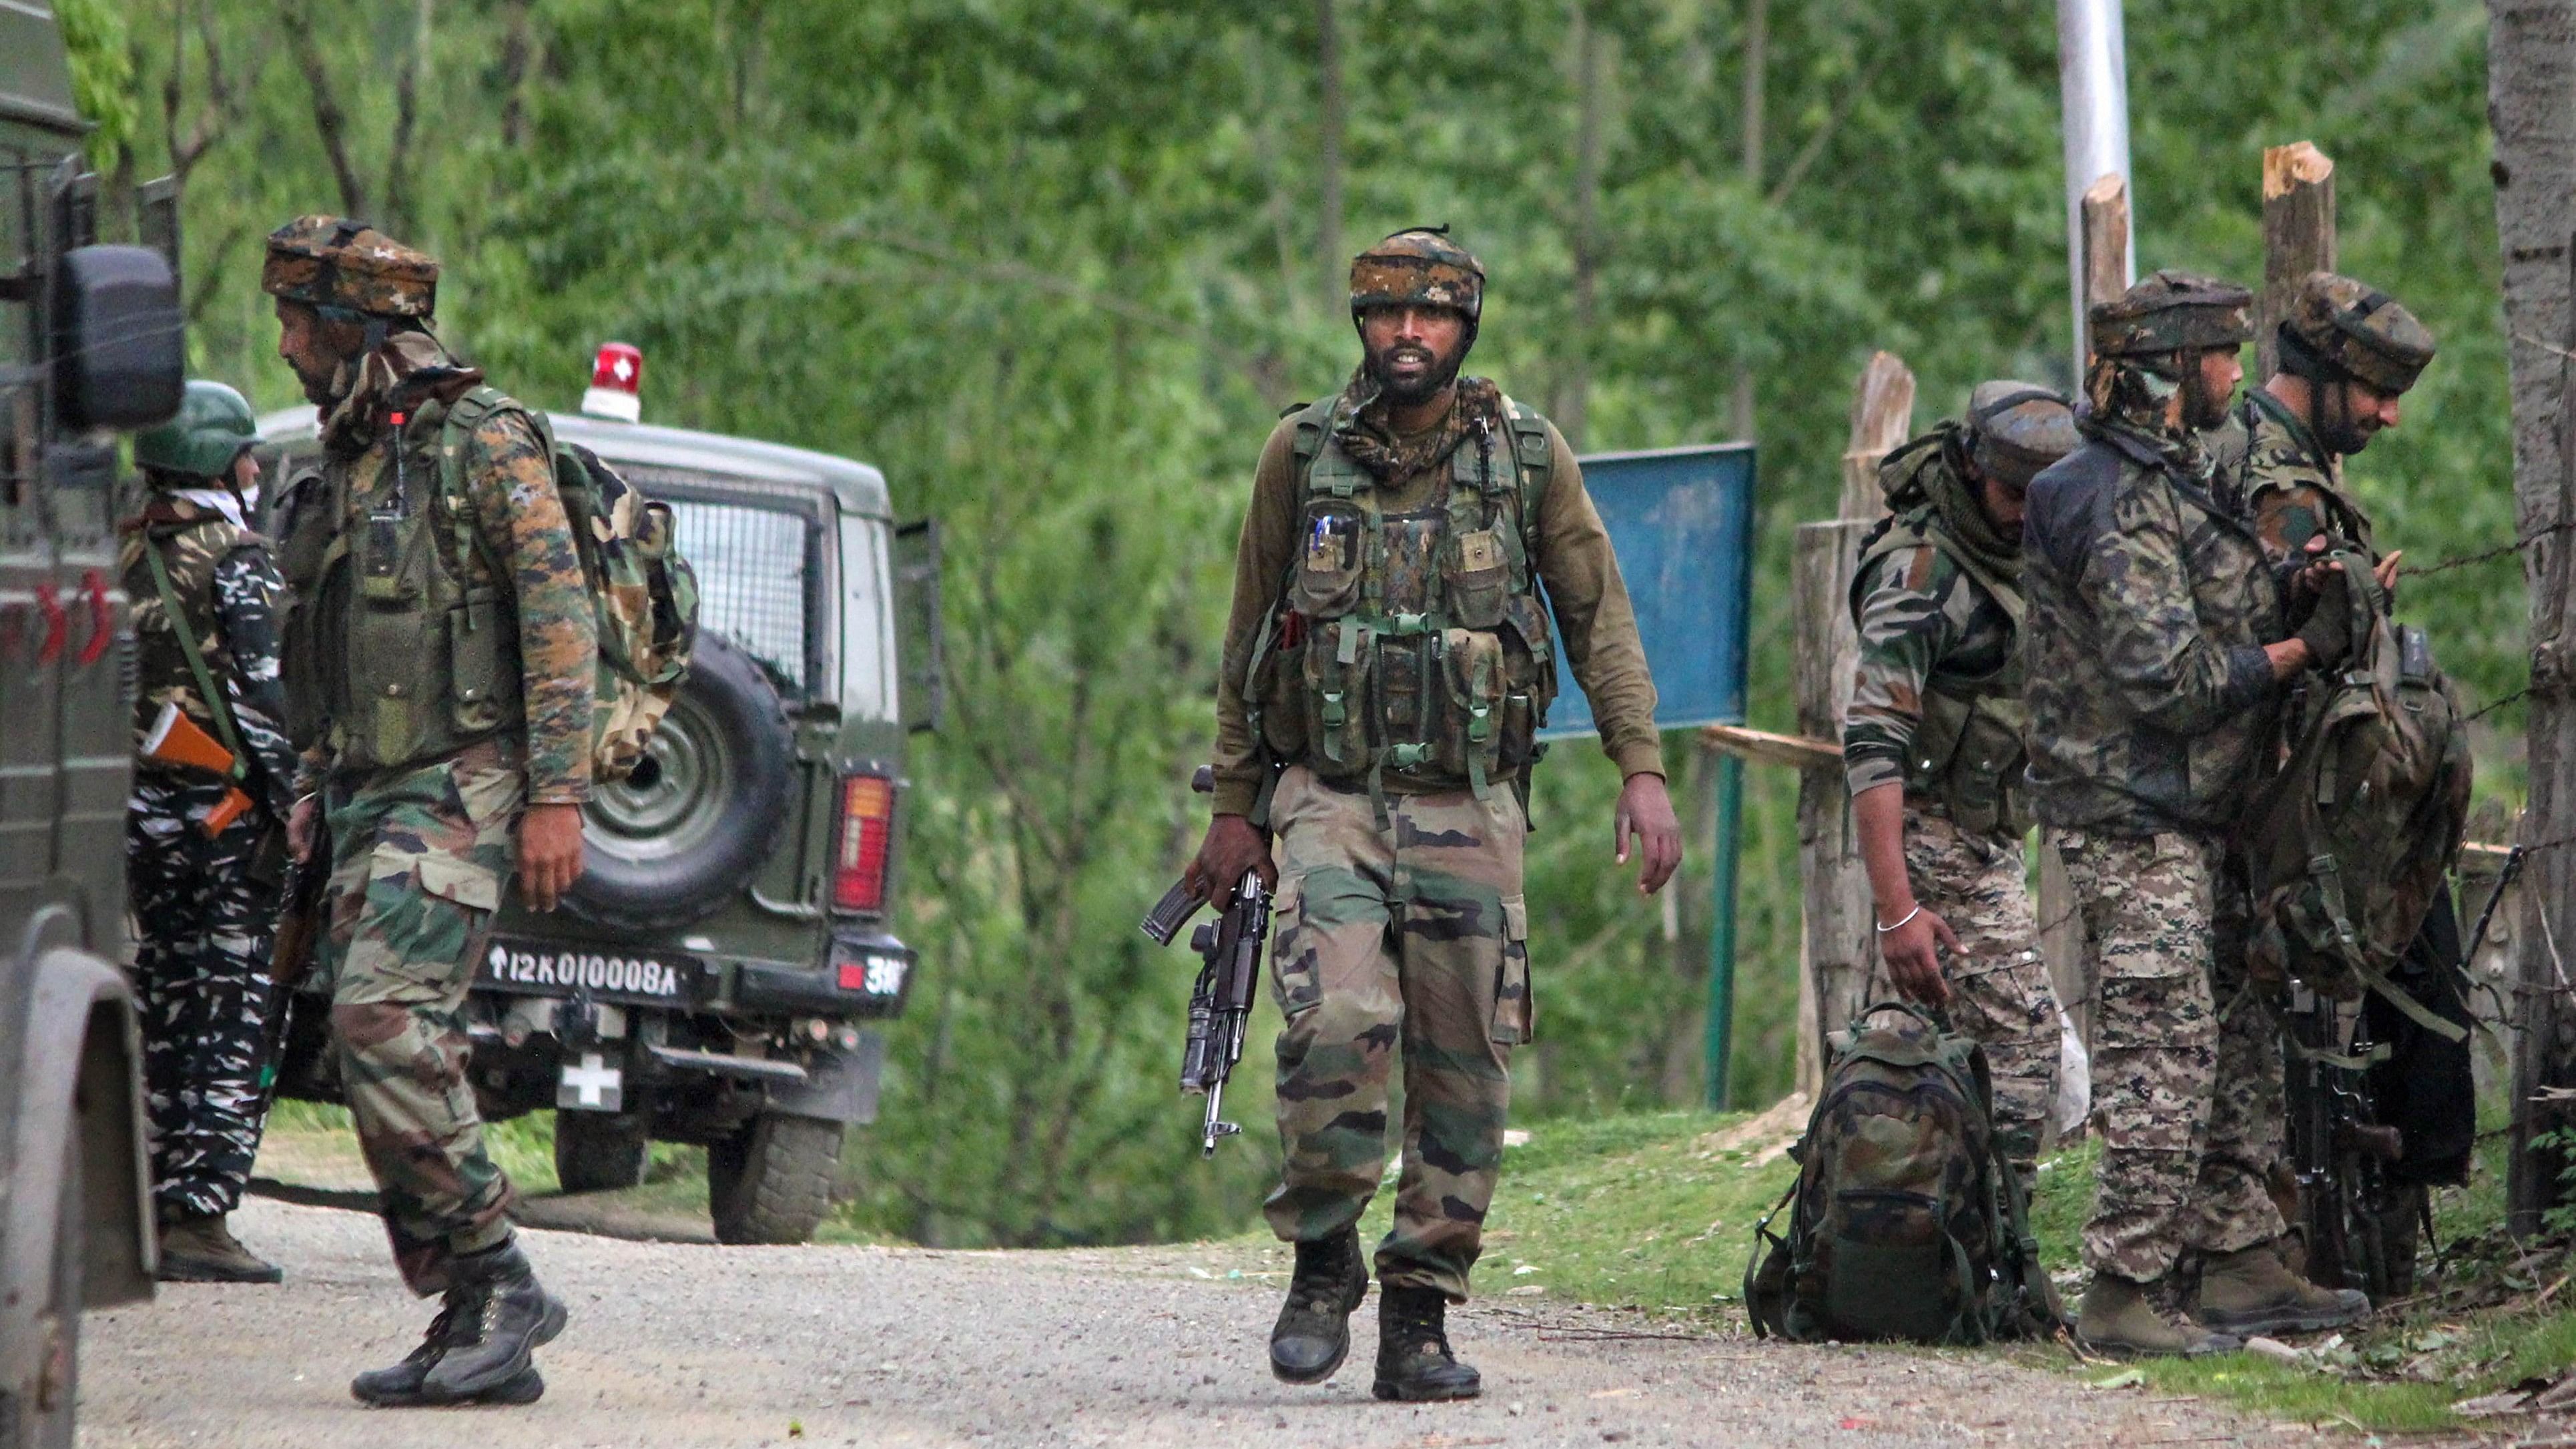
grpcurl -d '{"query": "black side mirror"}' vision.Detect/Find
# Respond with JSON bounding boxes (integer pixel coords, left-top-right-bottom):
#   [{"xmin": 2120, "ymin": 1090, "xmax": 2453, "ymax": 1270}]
[{"xmin": 52, "ymin": 244, "xmax": 184, "ymax": 431}]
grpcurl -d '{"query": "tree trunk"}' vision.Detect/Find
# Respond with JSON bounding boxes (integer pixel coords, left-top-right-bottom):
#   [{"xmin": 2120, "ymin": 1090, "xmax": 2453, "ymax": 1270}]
[
  {"xmin": 1730, "ymin": 0, "xmax": 1768, "ymax": 451},
  {"xmin": 2257, "ymin": 142, "xmax": 2336, "ymax": 383},
  {"xmin": 1793, "ymin": 351, "xmax": 1911, "ymax": 1097},
  {"xmin": 1315, "ymin": 0, "xmax": 1344, "ymax": 315},
  {"xmin": 1556, "ymin": 0, "xmax": 1605, "ymax": 450},
  {"xmin": 2487, "ymin": 0, "xmax": 2576, "ymax": 1240}
]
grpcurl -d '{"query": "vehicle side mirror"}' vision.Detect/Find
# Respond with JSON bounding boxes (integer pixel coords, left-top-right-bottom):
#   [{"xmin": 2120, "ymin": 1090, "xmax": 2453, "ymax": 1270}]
[{"xmin": 53, "ymin": 244, "xmax": 183, "ymax": 431}]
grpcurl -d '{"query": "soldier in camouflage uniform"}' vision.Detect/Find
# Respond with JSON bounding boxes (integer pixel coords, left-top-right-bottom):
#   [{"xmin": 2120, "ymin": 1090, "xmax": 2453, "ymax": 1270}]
[
  {"xmin": 122, "ymin": 380, "xmax": 297, "ymax": 1284},
  {"xmin": 2022, "ymin": 270, "xmax": 2366, "ymax": 1356},
  {"xmin": 1842, "ymin": 382, "xmax": 2078, "ymax": 1191},
  {"xmin": 264, "ymin": 216, "xmax": 594, "ymax": 1408},
  {"xmin": 1189, "ymin": 228, "xmax": 1680, "ymax": 1401}
]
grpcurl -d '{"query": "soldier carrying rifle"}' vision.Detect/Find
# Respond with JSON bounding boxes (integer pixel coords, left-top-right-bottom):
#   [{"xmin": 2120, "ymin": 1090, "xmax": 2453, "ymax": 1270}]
[{"xmin": 1187, "ymin": 226, "xmax": 1680, "ymax": 1401}]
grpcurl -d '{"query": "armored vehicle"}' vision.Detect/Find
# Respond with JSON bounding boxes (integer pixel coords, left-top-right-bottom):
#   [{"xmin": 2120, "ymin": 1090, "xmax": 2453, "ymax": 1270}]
[
  {"xmin": 1, "ymin": 6, "xmax": 188, "ymax": 1445},
  {"xmin": 258, "ymin": 344, "xmax": 939, "ymax": 1245}
]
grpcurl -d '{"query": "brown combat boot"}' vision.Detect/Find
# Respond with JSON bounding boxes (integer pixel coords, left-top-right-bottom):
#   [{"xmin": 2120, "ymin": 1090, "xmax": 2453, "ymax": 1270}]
[
  {"xmin": 157, "ymin": 1212, "xmax": 282, "ymax": 1284},
  {"xmin": 2192, "ymin": 1243, "xmax": 2368, "ymax": 1336},
  {"xmin": 2077, "ymin": 1273, "xmax": 2242, "ymax": 1358}
]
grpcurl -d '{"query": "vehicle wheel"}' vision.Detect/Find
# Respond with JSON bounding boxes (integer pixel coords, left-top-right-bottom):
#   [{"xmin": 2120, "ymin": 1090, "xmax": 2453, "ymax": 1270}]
[
  {"xmin": 554, "ymin": 1111, "xmax": 651, "ymax": 1194},
  {"xmin": 707, "ymin": 1112, "xmax": 842, "ymax": 1245},
  {"xmin": 563, "ymin": 631, "xmax": 795, "ymax": 934},
  {"xmin": 4, "ymin": 1128, "xmax": 83, "ymax": 1448}
]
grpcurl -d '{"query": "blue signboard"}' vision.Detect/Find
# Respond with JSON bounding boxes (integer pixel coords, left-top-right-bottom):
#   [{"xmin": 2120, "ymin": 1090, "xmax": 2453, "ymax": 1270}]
[{"xmin": 1538, "ymin": 442, "xmax": 1758, "ymax": 739}]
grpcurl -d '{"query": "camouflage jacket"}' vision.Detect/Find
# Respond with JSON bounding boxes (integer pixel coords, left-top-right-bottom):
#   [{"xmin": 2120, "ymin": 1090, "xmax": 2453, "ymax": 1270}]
[
  {"xmin": 2019, "ymin": 422, "xmax": 2289, "ymax": 837},
  {"xmin": 2204, "ymin": 387, "xmax": 2376, "ymax": 573},
  {"xmin": 1842, "ymin": 491, "xmax": 2026, "ymax": 838},
  {"xmin": 119, "ymin": 494, "xmax": 298, "ymax": 820},
  {"xmin": 280, "ymin": 350, "xmax": 597, "ymax": 804}
]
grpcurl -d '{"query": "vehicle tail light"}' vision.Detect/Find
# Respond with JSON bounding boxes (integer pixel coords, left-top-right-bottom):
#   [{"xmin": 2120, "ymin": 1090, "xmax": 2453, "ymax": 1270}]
[{"xmin": 832, "ymin": 773, "xmax": 895, "ymax": 913}]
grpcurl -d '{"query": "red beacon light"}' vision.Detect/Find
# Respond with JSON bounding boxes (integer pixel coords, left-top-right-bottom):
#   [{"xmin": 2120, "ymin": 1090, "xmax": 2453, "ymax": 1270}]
[{"xmin": 580, "ymin": 341, "xmax": 643, "ymax": 422}]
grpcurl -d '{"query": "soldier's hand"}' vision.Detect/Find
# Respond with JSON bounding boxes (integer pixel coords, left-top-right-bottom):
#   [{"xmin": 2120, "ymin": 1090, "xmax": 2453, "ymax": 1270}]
[
  {"xmin": 517, "ymin": 802, "xmax": 587, "ymax": 912},
  {"xmin": 1879, "ymin": 905, "xmax": 1959, "ymax": 1007},
  {"xmin": 288, "ymin": 794, "xmax": 320, "ymax": 863},
  {"xmin": 1614, "ymin": 772, "xmax": 1683, "ymax": 896},
  {"xmin": 1185, "ymin": 814, "xmax": 1275, "ymax": 906},
  {"xmin": 2374, "ymin": 549, "xmax": 2402, "ymax": 606}
]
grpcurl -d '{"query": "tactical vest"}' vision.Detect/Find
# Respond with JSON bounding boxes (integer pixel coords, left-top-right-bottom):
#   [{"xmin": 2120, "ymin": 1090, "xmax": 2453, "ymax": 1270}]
[
  {"xmin": 1241, "ymin": 394, "xmax": 1558, "ymax": 806},
  {"xmin": 275, "ymin": 394, "xmax": 525, "ymax": 773},
  {"xmin": 121, "ymin": 510, "xmax": 250, "ymax": 748},
  {"xmin": 1849, "ymin": 505, "xmax": 2029, "ymax": 839}
]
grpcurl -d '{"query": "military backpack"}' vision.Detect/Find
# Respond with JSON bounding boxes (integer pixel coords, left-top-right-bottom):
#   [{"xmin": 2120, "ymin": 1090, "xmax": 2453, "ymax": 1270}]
[
  {"xmin": 1745, "ymin": 1002, "xmax": 2055, "ymax": 1345},
  {"xmin": 435, "ymin": 387, "xmax": 701, "ymax": 784},
  {"xmin": 2236, "ymin": 550, "xmax": 2471, "ymax": 1046}
]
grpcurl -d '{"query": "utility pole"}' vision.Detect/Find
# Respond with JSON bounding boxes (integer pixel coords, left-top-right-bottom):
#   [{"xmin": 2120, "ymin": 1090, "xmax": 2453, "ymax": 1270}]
[
  {"xmin": 2057, "ymin": 0, "xmax": 2133, "ymax": 368},
  {"xmin": 2485, "ymin": 0, "xmax": 2576, "ymax": 1240}
]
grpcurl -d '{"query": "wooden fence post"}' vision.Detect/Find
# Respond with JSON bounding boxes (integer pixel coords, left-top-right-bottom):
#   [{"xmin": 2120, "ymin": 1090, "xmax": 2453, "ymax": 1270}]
[
  {"xmin": 2258, "ymin": 143, "xmax": 2336, "ymax": 383},
  {"xmin": 1791, "ymin": 351, "xmax": 1913, "ymax": 1097}
]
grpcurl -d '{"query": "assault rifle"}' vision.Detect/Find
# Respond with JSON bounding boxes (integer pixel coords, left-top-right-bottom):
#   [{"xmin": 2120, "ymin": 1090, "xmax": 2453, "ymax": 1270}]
[{"xmin": 1142, "ymin": 768, "xmax": 1273, "ymax": 1157}]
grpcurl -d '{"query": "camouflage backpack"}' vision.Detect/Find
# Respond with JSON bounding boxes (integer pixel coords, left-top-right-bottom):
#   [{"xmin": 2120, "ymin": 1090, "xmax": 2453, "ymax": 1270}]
[
  {"xmin": 2236, "ymin": 550, "xmax": 2471, "ymax": 1045},
  {"xmin": 438, "ymin": 386, "xmax": 699, "ymax": 783},
  {"xmin": 1745, "ymin": 1003, "xmax": 2055, "ymax": 1345}
]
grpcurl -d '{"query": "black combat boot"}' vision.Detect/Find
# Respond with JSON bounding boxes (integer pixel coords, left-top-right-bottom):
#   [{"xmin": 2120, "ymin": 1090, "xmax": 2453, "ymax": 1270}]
[
  {"xmin": 1372, "ymin": 1285, "xmax": 1481, "ymax": 1402},
  {"xmin": 417, "ymin": 1239, "xmax": 567, "ymax": 1403},
  {"xmin": 349, "ymin": 1299, "xmax": 547, "ymax": 1407},
  {"xmin": 1269, "ymin": 1229, "xmax": 1369, "ymax": 1384}
]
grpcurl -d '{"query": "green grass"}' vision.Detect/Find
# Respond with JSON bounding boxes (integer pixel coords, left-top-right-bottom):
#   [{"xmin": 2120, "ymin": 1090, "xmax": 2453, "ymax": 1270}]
[{"xmin": 1299, "ymin": 1103, "xmax": 2576, "ymax": 1434}]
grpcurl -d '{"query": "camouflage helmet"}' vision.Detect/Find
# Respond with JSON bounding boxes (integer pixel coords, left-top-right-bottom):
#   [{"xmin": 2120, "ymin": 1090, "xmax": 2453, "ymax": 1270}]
[
  {"xmin": 2089, "ymin": 269, "xmax": 2254, "ymax": 359},
  {"xmin": 2278, "ymin": 271, "xmax": 2437, "ymax": 394},
  {"xmin": 131, "ymin": 379, "xmax": 258, "ymax": 481},
  {"xmin": 1962, "ymin": 380, "xmax": 2079, "ymax": 492},
  {"xmin": 260, "ymin": 215, "xmax": 438, "ymax": 320},
  {"xmin": 1349, "ymin": 226, "xmax": 1484, "ymax": 326}
]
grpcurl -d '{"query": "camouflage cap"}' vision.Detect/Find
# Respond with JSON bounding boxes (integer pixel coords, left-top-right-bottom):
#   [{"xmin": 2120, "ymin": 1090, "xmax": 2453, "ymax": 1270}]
[
  {"xmin": 260, "ymin": 215, "xmax": 438, "ymax": 320},
  {"xmin": 1350, "ymin": 226, "xmax": 1484, "ymax": 323},
  {"xmin": 1963, "ymin": 380, "xmax": 2079, "ymax": 492},
  {"xmin": 2088, "ymin": 268, "xmax": 2254, "ymax": 358},
  {"xmin": 2280, "ymin": 271, "xmax": 2437, "ymax": 394}
]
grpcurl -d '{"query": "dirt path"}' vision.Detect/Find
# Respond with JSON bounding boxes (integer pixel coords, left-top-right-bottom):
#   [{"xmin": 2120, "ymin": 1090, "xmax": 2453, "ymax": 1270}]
[{"xmin": 75, "ymin": 1197, "xmax": 2332, "ymax": 1449}]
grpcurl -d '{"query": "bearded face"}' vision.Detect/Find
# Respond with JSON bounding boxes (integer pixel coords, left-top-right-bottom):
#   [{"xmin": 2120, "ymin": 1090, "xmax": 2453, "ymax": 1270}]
[
  {"xmin": 1359, "ymin": 305, "xmax": 1472, "ymax": 408},
  {"xmin": 2316, "ymin": 377, "xmax": 2400, "ymax": 456},
  {"xmin": 2179, "ymin": 345, "xmax": 2243, "ymax": 432}
]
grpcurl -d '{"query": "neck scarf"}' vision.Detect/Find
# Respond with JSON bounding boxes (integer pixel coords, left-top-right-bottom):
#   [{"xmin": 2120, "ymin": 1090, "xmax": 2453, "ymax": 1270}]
[
  {"xmin": 2080, "ymin": 355, "xmax": 2212, "ymax": 483},
  {"xmin": 1922, "ymin": 432, "xmax": 2019, "ymax": 582},
  {"xmin": 320, "ymin": 328, "xmax": 485, "ymax": 457},
  {"xmin": 1330, "ymin": 368, "xmax": 1504, "ymax": 485}
]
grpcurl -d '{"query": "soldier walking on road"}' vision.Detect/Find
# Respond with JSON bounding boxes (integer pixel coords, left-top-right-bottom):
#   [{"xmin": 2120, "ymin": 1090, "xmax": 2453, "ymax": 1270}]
[
  {"xmin": 264, "ymin": 216, "xmax": 595, "ymax": 1407},
  {"xmin": 1188, "ymin": 227, "xmax": 1682, "ymax": 1401},
  {"xmin": 122, "ymin": 380, "xmax": 297, "ymax": 1285},
  {"xmin": 1842, "ymin": 382, "xmax": 2077, "ymax": 1193},
  {"xmin": 2022, "ymin": 271, "xmax": 2366, "ymax": 1357}
]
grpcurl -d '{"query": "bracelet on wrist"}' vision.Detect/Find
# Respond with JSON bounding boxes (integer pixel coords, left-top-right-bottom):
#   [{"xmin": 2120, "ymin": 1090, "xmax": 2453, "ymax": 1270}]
[{"xmin": 1875, "ymin": 904, "xmax": 1923, "ymax": 934}]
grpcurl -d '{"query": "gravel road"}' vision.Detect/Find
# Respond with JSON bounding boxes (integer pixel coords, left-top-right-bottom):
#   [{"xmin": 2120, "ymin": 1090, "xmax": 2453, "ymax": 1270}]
[{"xmin": 81, "ymin": 1197, "xmax": 2324, "ymax": 1449}]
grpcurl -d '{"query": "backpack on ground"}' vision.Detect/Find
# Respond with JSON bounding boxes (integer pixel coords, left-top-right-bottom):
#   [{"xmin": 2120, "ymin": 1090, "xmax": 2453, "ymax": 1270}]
[
  {"xmin": 2236, "ymin": 547, "xmax": 2471, "ymax": 1048},
  {"xmin": 1745, "ymin": 1002, "xmax": 2056, "ymax": 1345},
  {"xmin": 438, "ymin": 386, "xmax": 700, "ymax": 784}
]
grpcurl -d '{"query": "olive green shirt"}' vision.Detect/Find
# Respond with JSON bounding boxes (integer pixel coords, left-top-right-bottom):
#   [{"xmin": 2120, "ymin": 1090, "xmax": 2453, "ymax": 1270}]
[{"xmin": 1210, "ymin": 409, "xmax": 1662, "ymax": 817}]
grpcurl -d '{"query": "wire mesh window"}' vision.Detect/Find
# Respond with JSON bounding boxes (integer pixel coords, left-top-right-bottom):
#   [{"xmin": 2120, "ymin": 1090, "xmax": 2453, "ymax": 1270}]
[{"xmin": 666, "ymin": 498, "xmax": 811, "ymax": 691}]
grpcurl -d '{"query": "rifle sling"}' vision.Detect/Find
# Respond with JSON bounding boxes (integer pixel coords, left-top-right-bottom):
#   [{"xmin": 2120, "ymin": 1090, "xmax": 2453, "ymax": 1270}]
[{"xmin": 143, "ymin": 537, "xmax": 250, "ymax": 780}]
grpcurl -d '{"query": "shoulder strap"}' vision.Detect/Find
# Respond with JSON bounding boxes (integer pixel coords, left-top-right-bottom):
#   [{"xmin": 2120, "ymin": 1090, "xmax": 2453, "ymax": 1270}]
[
  {"xmin": 141, "ymin": 538, "xmax": 248, "ymax": 777},
  {"xmin": 436, "ymin": 385, "xmax": 541, "ymax": 584},
  {"xmin": 1287, "ymin": 396, "xmax": 1343, "ymax": 498}
]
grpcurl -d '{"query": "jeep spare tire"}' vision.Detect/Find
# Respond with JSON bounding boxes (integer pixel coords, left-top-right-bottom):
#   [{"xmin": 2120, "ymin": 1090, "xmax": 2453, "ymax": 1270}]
[{"xmin": 564, "ymin": 631, "xmax": 794, "ymax": 932}]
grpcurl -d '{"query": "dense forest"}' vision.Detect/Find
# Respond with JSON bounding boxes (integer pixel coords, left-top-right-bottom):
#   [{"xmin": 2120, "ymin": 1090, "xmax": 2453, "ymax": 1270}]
[{"xmin": 66, "ymin": 0, "xmax": 2520, "ymax": 1249}]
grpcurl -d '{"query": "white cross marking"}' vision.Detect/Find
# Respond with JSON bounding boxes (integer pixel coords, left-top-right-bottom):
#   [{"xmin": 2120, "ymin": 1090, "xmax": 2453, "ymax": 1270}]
[{"xmin": 561, "ymin": 1053, "xmax": 622, "ymax": 1110}]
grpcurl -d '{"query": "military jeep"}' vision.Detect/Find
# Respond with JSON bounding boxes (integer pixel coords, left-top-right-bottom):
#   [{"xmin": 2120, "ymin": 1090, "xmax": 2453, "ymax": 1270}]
[{"xmin": 257, "ymin": 354, "xmax": 939, "ymax": 1244}]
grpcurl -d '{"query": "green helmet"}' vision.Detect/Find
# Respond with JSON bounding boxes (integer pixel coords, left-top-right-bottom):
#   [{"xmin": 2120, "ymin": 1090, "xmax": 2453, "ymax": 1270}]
[
  {"xmin": 131, "ymin": 380, "xmax": 258, "ymax": 481},
  {"xmin": 2089, "ymin": 269, "xmax": 2254, "ymax": 359},
  {"xmin": 2278, "ymin": 271, "xmax": 2436, "ymax": 394},
  {"xmin": 1349, "ymin": 226, "xmax": 1484, "ymax": 327},
  {"xmin": 1963, "ymin": 380, "xmax": 2079, "ymax": 492}
]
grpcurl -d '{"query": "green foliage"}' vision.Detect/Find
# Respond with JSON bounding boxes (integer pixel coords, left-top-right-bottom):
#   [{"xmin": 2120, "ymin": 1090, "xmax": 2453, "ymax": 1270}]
[
  {"xmin": 49, "ymin": 0, "xmax": 135, "ymax": 172},
  {"xmin": 85, "ymin": 0, "xmax": 2529, "ymax": 1249}
]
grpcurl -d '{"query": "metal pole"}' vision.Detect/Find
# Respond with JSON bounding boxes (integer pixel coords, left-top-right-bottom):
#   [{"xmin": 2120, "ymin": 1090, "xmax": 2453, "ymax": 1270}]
[
  {"xmin": 1704, "ymin": 751, "xmax": 1745, "ymax": 1109},
  {"xmin": 2058, "ymin": 0, "xmax": 2134, "ymax": 364}
]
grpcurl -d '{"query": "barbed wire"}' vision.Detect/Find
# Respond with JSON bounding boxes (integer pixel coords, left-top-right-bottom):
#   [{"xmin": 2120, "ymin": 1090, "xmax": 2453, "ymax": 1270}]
[
  {"xmin": 2469, "ymin": 686, "xmax": 2532, "ymax": 723},
  {"xmin": 2400, "ymin": 519, "xmax": 2576, "ymax": 579}
]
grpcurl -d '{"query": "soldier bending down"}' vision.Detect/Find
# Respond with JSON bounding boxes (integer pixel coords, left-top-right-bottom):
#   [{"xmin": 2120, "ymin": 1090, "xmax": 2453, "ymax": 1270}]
[{"xmin": 1189, "ymin": 228, "xmax": 1681, "ymax": 1400}]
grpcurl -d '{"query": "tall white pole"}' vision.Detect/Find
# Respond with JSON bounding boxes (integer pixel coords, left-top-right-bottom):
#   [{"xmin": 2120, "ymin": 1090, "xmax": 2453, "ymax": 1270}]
[{"xmin": 2059, "ymin": 0, "xmax": 2134, "ymax": 364}]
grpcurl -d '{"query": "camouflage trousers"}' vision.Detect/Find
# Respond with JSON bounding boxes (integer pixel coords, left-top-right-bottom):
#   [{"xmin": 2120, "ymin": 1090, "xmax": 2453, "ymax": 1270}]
[
  {"xmin": 2051, "ymin": 827, "xmax": 2284, "ymax": 1282},
  {"xmin": 1876, "ymin": 803, "xmax": 2061, "ymax": 1178},
  {"xmin": 1262, "ymin": 765, "xmax": 1530, "ymax": 1302},
  {"xmin": 319, "ymin": 738, "xmax": 523, "ymax": 1295},
  {"xmin": 126, "ymin": 774, "xmax": 284, "ymax": 1219}
]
